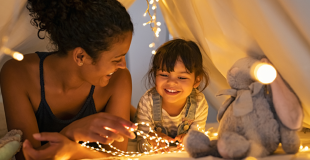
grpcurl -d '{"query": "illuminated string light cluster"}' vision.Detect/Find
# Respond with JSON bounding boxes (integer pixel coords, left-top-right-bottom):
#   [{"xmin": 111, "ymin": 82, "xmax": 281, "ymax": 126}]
[
  {"xmin": 143, "ymin": 0, "xmax": 161, "ymax": 55},
  {"xmin": 81, "ymin": 123, "xmax": 309, "ymax": 158},
  {"xmin": 0, "ymin": 36, "xmax": 24, "ymax": 61},
  {"xmin": 197, "ymin": 125, "xmax": 218, "ymax": 140},
  {"xmin": 80, "ymin": 122, "xmax": 184, "ymax": 158},
  {"xmin": 299, "ymin": 145, "xmax": 309, "ymax": 152}
]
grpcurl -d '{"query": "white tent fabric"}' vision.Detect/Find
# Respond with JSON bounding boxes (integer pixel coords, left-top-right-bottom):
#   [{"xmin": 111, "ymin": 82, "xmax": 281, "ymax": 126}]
[
  {"xmin": 1, "ymin": 0, "xmax": 309, "ymax": 129},
  {"xmin": 158, "ymin": 0, "xmax": 310, "ymax": 128}
]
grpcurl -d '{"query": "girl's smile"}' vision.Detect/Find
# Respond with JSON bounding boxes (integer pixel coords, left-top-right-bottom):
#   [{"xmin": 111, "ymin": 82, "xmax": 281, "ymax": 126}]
[
  {"xmin": 164, "ymin": 88, "xmax": 181, "ymax": 95},
  {"xmin": 155, "ymin": 58, "xmax": 200, "ymax": 105}
]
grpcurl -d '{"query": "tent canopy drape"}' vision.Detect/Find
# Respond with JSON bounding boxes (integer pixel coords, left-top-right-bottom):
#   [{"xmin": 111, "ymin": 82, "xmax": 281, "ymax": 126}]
[
  {"xmin": 159, "ymin": 0, "xmax": 310, "ymax": 128},
  {"xmin": 1, "ymin": 0, "xmax": 309, "ymax": 127}
]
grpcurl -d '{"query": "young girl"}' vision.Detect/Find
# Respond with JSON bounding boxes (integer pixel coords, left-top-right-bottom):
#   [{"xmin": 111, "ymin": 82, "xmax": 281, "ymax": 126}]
[{"xmin": 136, "ymin": 39, "xmax": 209, "ymax": 152}]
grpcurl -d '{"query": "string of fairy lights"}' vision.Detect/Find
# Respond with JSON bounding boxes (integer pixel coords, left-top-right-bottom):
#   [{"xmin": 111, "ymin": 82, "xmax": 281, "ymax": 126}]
[
  {"xmin": 143, "ymin": 0, "xmax": 161, "ymax": 55},
  {"xmin": 80, "ymin": 122, "xmax": 186, "ymax": 158},
  {"xmin": 81, "ymin": 122, "xmax": 309, "ymax": 159}
]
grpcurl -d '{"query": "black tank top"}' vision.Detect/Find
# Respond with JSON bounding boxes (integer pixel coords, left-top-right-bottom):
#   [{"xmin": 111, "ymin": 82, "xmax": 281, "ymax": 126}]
[{"xmin": 35, "ymin": 52, "xmax": 97, "ymax": 134}]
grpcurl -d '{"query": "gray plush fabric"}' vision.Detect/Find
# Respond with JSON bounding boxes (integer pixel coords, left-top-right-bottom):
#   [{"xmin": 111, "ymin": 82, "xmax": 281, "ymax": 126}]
[
  {"xmin": 184, "ymin": 57, "xmax": 300, "ymax": 159},
  {"xmin": 183, "ymin": 130, "xmax": 220, "ymax": 158}
]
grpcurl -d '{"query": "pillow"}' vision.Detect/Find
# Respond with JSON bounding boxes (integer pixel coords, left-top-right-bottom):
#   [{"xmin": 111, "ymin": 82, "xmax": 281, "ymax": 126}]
[{"xmin": 0, "ymin": 130, "xmax": 23, "ymax": 160}]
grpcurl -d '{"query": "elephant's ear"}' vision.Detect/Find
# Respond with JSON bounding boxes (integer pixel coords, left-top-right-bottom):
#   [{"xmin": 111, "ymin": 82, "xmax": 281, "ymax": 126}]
[{"xmin": 217, "ymin": 97, "xmax": 235, "ymax": 122}]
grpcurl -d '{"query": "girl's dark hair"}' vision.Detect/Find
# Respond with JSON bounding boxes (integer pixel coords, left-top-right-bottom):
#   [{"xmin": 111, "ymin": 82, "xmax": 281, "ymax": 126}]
[
  {"xmin": 146, "ymin": 39, "xmax": 209, "ymax": 91},
  {"xmin": 27, "ymin": 0, "xmax": 133, "ymax": 61}
]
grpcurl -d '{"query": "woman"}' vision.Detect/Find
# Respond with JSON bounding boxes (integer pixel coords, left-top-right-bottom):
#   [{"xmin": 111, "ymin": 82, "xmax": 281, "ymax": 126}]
[{"xmin": 0, "ymin": 0, "xmax": 136, "ymax": 159}]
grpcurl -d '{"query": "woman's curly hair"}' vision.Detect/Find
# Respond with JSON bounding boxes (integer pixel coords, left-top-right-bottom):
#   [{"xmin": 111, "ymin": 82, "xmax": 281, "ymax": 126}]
[{"xmin": 27, "ymin": 0, "xmax": 133, "ymax": 61}]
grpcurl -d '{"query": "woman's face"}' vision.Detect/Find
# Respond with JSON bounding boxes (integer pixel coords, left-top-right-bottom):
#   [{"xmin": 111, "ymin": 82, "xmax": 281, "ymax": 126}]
[{"xmin": 81, "ymin": 32, "xmax": 132, "ymax": 87}]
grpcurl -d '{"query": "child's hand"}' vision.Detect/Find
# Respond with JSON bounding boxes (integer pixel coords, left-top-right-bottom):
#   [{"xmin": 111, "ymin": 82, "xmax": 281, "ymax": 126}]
[
  {"xmin": 174, "ymin": 133, "xmax": 186, "ymax": 150},
  {"xmin": 147, "ymin": 132, "xmax": 174, "ymax": 153}
]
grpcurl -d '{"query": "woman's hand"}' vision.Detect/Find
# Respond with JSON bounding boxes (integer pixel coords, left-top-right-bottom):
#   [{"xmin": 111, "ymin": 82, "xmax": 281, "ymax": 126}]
[
  {"xmin": 61, "ymin": 112, "xmax": 137, "ymax": 144},
  {"xmin": 23, "ymin": 132, "xmax": 77, "ymax": 160}
]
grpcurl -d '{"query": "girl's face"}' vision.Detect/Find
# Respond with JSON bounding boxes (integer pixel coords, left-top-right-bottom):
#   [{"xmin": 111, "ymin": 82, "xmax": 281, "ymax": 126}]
[
  {"xmin": 81, "ymin": 32, "xmax": 132, "ymax": 87},
  {"xmin": 155, "ymin": 59, "xmax": 200, "ymax": 104}
]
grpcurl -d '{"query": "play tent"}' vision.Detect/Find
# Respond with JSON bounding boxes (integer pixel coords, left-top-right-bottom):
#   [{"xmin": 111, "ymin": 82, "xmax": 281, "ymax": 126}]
[
  {"xmin": 0, "ymin": 0, "xmax": 310, "ymax": 159},
  {"xmin": 1, "ymin": 0, "xmax": 309, "ymax": 127}
]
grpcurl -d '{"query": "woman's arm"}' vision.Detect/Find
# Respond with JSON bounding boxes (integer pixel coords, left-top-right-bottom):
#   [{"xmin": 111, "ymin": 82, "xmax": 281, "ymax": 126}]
[
  {"xmin": 23, "ymin": 132, "xmax": 112, "ymax": 160},
  {"xmin": 0, "ymin": 59, "xmax": 42, "ymax": 160},
  {"xmin": 103, "ymin": 68, "xmax": 133, "ymax": 151}
]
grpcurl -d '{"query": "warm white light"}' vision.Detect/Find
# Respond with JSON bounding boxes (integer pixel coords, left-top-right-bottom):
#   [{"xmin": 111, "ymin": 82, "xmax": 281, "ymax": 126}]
[
  {"xmin": 150, "ymin": 0, "xmax": 154, "ymax": 4},
  {"xmin": 152, "ymin": 6, "xmax": 157, "ymax": 10},
  {"xmin": 152, "ymin": 50, "xmax": 156, "ymax": 54},
  {"xmin": 149, "ymin": 42, "xmax": 155, "ymax": 48},
  {"xmin": 156, "ymin": 22, "xmax": 161, "ymax": 26},
  {"xmin": 143, "ymin": 23, "xmax": 148, "ymax": 26},
  {"xmin": 300, "ymin": 145, "xmax": 309, "ymax": 152},
  {"xmin": 104, "ymin": 127, "xmax": 112, "ymax": 131},
  {"xmin": 245, "ymin": 157, "xmax": 257, "ymax": 160},
  {"xmin": 12, "ymin": 52, "xmax": 24, "ymax": 61},
  {"xmin": 156, "ymin": 0, "xmax": 159, "ymax": 2},
  {"xmin": 152, "ymin": 16, "xmax": 156, "ymax": 20},
  {"xmin": 143, "ymin": 13, "xmax": 147, "ymax": 17},
  {"xmin": 253, "ymin": 63, "xmax": 277, "ymax": 84}
]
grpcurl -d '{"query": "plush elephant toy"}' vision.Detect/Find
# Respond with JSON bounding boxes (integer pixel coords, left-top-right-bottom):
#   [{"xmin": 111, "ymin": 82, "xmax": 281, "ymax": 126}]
[{"xmin": 183, "ymin": 57, "xmax": 300, "ymax": 159}]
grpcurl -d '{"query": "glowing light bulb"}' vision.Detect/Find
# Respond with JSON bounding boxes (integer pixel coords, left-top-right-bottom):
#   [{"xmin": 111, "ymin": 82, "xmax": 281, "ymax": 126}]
[
  {"xmin": 143, "ymin": 13, "xmax": 147, "ymax": 17},
  {"xmin": 149, "ymin": 42, "xmax": 155, "ymax": 48},
  {"xmin": 253, "ymin": 63, "xmax": 277, "ymax": 84},
  {"xmin": 156, "ymin": 22, "xmax": 161, "ymax": 26},
  {"xmin": 152, "ymin": 50, "xmax": 156, "ymax": 54},
  {"xmin": 152, "ymin": 6, "xmax": 157, "ymax": 10},
  {"xmin": 152, "ymin": 16, "xmax": 156, "ymax": 20},
  {"xmin": 12, "ymin": 52, "xmax": 24, "ymax": 61}
]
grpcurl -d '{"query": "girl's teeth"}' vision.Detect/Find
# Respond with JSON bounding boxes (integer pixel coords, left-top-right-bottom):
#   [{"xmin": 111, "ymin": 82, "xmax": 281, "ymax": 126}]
[{"xmin": 167, "ymin": 89, "xmax": 177, "ymax": 93}]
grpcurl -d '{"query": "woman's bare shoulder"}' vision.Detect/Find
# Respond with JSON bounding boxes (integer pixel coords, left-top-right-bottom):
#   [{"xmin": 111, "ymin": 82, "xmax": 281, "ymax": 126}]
[
  {"xmin": 110, "ymin": 68, "xmax": 132, "ymax": 87},
  {"xmin": 97, "ymin": 68, "xmax": 131, "ymax": 93},
  {"xmin": 0, "ymin": 53, "xmax": 40, "ymax": 87},
  {"xmin": 92, "ymin": 68, "xmax": 132, "ymax": 110}
]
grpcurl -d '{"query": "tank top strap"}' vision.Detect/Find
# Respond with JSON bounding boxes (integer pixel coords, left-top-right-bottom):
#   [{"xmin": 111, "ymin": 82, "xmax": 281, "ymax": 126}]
[
  {"xmin": 36, "ymin": 52, "xmax": 53, "ymax": 101},
  {"xmin": 36, "ymin": 52, "xmax": 96, "ymax": 102}
]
